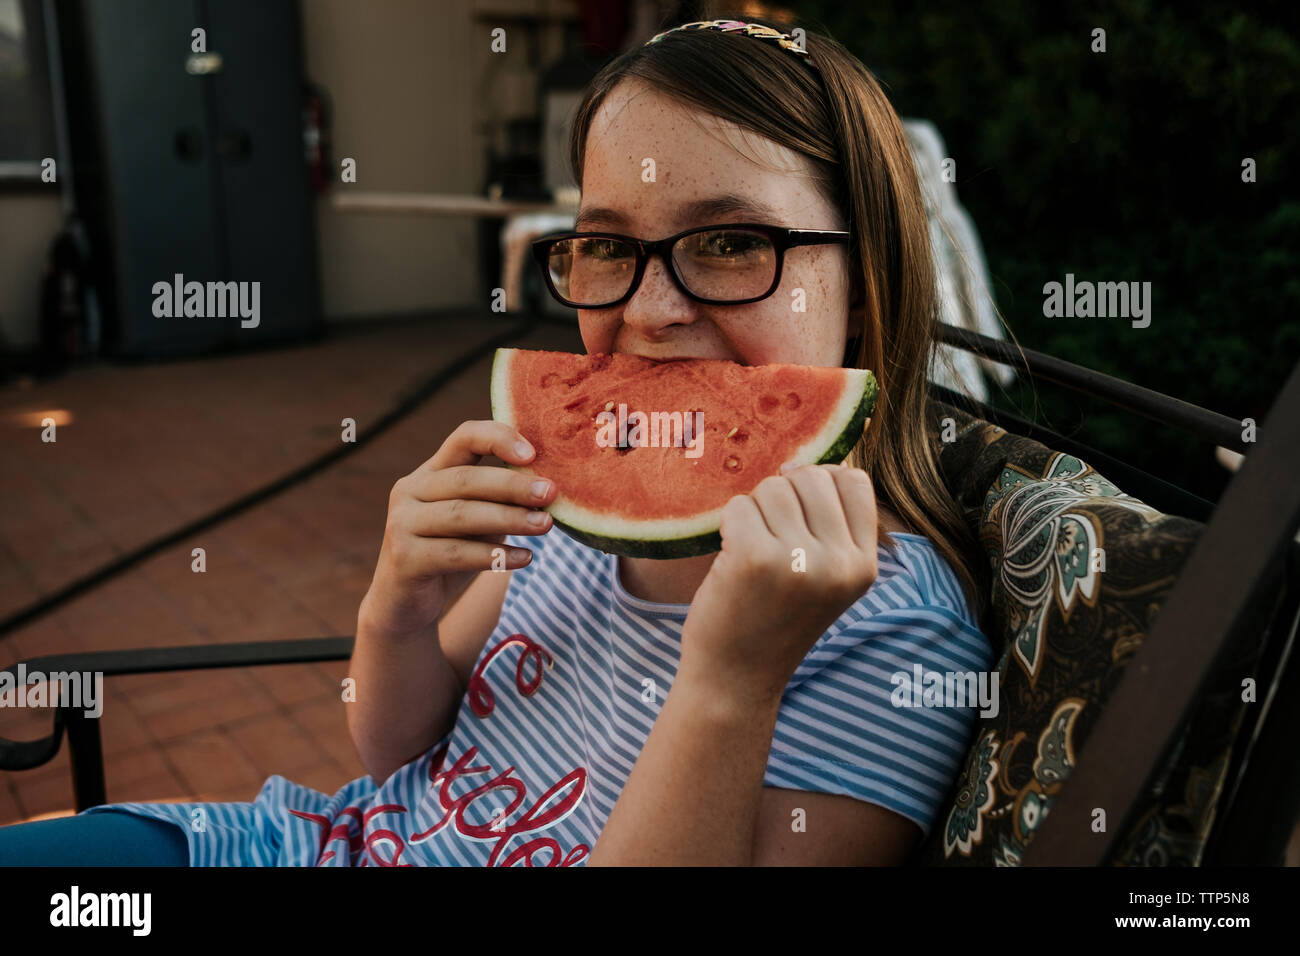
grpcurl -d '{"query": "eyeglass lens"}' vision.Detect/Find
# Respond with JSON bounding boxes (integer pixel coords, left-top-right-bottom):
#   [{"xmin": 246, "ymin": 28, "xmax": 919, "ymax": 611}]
[{"xmin": 546, "ymin": 228, "xmax": 777, "ymax": 306}]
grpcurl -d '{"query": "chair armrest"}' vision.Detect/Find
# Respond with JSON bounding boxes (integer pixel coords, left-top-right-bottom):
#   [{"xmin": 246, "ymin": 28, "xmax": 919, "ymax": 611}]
[
  {"xmin": 5, "ymin": 636, "xmax": 354, "ymax": 681},
  {"xmin": 0, "ymin": 637, "xmax": 353, "ymax": 774}
]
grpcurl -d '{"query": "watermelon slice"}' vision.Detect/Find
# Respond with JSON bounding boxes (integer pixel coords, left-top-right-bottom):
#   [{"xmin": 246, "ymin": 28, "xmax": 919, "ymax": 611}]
[{"xmin": 490, "ymin": 349, "xmax": 877, "ymax": 559}]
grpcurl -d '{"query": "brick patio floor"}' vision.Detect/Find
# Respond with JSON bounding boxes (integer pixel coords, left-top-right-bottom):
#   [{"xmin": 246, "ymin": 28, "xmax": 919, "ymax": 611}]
[{"xmin": 0, "ymin": 312, "xmax": 582, "ymax": 822}]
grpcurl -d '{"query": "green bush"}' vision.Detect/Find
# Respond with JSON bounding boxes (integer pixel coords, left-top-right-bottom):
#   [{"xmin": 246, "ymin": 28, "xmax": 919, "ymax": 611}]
[{"xmin": 792, "ymin": 0, "xmax": 1299, "ymax": 501}]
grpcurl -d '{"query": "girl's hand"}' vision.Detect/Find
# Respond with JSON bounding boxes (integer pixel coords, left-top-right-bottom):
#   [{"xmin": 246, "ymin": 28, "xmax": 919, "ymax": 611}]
[
  {"xmin": 679, "ymin": 463, "xmax": 880, "ymax": 704},
  {"xmin": 358, "ymin": 420, "xmax": 557, "ymax": 640}
]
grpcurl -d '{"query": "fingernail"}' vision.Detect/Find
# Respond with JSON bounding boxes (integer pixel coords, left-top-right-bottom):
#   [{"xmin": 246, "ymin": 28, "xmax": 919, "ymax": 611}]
[
  {"xmin": 526, "ymin": 509, "xmax": 548, "ymax": 526},
  {"xmin": 515, "ymin": 440, "xmax": 534, "ymax": 459},
  {"xmin": 510, "ymin": 548, "xmax": 531, "ymax": 564},
  {"xmin": 780, "ymin": 461, "xmax": 796, "ymax": 474},
  {"xmin": 531, "ymin": 479, "xmax": 552, "ymax": 498}
]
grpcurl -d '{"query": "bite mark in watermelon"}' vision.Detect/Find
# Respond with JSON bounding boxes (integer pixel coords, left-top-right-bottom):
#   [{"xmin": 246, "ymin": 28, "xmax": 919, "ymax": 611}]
[{"xmin": 490, "ymin": 349, "xmax": 878, "ymax": 559}]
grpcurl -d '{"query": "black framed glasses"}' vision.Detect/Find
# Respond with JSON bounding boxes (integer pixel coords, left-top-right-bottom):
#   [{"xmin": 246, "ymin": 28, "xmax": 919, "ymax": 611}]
[{"xmin": 531, "ymin": 222, "xmax": 852, "ymax": 308}]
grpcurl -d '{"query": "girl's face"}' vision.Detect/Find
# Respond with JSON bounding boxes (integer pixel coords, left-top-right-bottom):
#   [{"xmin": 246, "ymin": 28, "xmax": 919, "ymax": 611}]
[{"xmin": 575, "ymin": 79, "xmax": 856, "ymax": 368}]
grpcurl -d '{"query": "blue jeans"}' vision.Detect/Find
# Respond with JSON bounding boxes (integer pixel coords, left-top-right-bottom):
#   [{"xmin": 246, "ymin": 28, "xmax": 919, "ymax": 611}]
[{"xmin": 0, "ymin": 810, "xmax": 190, "ymax": 866}]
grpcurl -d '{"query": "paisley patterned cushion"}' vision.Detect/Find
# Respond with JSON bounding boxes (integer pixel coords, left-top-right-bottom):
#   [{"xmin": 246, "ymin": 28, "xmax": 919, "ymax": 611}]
[{"xmin": 913, "ymin": 400, "xmax": 1258, "ymax": 866}]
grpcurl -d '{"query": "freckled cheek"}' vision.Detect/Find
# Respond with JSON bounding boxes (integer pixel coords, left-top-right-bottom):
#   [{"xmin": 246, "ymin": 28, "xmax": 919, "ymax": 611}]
[
  {"xmin": 767, "ymin": 259, "xmax": 849, "ymax": 364},
  {"xmin": 578, "ymin": 311, "xmax": 620, "ymax": 353},
  {"xmin": 713, "ymin": 304, "xmax": 805, "ymax": 364}
]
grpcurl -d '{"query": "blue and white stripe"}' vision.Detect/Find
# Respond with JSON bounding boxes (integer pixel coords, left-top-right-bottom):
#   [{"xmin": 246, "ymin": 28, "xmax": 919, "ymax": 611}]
[{"xmin": 83, "ymin": 525, "xmax": 993, "ymax": 865}]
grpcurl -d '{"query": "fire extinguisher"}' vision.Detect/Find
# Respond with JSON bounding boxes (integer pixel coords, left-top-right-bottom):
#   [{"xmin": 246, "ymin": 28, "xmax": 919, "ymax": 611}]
[
  {"xmin": 303, "ymin": 81, "xmax": 332, "ymax": 194},
  {"xmin": 38, "ymin": 216, "xmax": 100, "ymax": 375}
]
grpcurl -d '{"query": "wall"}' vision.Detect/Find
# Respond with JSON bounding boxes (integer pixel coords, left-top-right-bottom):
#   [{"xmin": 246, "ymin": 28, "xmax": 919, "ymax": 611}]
[{"xmin": 304, "ymin": 0, "xmax": 485, "ymax": 323}]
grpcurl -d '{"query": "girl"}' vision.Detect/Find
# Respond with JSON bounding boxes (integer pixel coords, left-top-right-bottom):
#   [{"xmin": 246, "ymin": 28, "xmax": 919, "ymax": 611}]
[{"xmin": 0, "ymin": 17, "xmax": 993, "ymax": 867}]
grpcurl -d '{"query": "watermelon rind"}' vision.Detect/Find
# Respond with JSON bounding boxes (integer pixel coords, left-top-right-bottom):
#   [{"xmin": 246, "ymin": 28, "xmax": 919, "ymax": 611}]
[{"xmin": 490, "ymin": 349, "xmax": 878, "ymax": 559}]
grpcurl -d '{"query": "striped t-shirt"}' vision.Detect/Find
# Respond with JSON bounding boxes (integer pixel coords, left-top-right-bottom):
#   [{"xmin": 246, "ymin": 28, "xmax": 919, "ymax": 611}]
[{"xmin": 83, "ymin": 524, "xmax": 993, "ymax": 866}]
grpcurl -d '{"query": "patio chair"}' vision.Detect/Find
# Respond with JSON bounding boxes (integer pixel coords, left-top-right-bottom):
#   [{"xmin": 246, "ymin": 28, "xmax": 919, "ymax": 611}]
[
  {"xmin": 3, "ymin": 327, "xmax": 1299, "ymax": 866},
  {"xmin": 909, "ymin": 329, "xmax": 1300, "ymax": 866}
]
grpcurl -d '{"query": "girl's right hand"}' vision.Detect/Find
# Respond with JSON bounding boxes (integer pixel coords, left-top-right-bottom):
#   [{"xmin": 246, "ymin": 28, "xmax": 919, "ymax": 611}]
[{"xmin": 358, "ymin": 420, "xmax": 556, "ymax": 640}]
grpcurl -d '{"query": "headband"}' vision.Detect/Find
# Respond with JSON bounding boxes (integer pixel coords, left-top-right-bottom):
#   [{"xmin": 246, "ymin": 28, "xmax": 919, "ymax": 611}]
[{"xmin": 644, "ymin": 19, "xmax": 817, "ymax": 72}]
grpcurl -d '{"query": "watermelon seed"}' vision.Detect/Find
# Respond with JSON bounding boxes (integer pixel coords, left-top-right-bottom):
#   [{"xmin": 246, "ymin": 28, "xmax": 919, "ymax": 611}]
[
  {"xmin": 726, "ymin": 426, "xmax": 738, "ymax": 438},
  {"xmin": 786, "ymin": 392, "xmax": 802, "ymax": 410},
  {"xmin": 725, "ymin": 455, "xmax": 742, "ymax": 471},
  {"xmin": 604, "ymin": 400, "xmax": 615, "ymax": 412}
]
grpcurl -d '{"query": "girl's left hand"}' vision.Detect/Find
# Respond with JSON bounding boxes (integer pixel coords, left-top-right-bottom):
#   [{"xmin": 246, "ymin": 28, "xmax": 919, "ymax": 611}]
[{"xmin": 679, "ymin": 463, "xmax": 880, "ymax": 704}]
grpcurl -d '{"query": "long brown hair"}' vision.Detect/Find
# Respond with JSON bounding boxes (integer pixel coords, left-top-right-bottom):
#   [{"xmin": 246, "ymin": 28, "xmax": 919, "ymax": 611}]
[{"xmin": 567, "ymin": 16, "xmax": 991, "ymax": 622}]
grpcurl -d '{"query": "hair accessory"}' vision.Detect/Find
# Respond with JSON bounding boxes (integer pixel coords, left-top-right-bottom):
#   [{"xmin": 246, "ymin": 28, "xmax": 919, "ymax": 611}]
[{"xmin": 645, "ymin": 19, "xmax": 817, "ymax": 71}]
